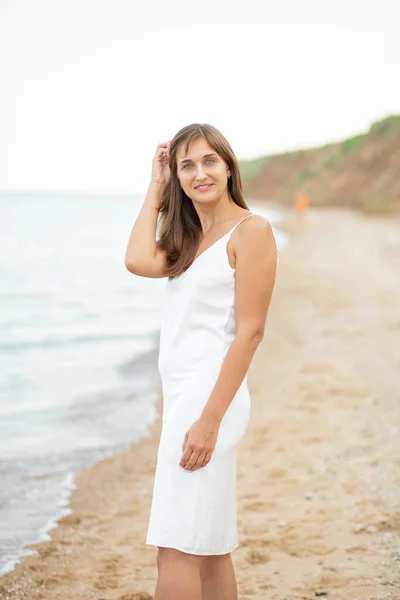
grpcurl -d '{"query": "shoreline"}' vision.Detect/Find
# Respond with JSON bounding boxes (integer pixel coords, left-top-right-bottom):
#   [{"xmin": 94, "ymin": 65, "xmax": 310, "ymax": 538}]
[{"xmin": 1, "ymin": 206, "xmax": 399, "ymax": 599}]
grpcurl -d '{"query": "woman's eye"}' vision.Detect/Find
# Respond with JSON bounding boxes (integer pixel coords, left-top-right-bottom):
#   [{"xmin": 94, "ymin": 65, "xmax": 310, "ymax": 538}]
[{"xmin": 182, "ymin": 159, "xmax": 215, "ymax": 169}]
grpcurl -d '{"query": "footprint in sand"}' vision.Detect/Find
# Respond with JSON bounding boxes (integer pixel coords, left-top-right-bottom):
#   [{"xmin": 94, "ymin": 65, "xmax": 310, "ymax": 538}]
[
  {"xmin": 239, "ymin": 586, "xmax": 258, "ymax": 596},
  {"xmin": 326, "ymin": 386, "xmax": 366, "ymax": 399},
  {"xmin": 346, "ymin": 545, "xmax": 368, "ymax": 553},
  {"xmin": 268, "ymin": 467, "xmax": 288, "ymax": 478},
  {"xmin": 313, "ymin": 571, "xmax": 352, "ymax": 589},
  {"xmin": 241, "ymin": 535, "xmax": 281, "ymax": 550},
  {"xmin": 280, "ymin": 533, "xmax": 336, "ymax": 557},
  {"xmin": 114, "ymin": 508, "xmax": 140, "ymax": 517},
  {"xmin": 383, "ymin": 511, "xmax": 400, "ymax": 531},
  {"xmin": 308, "ymin": 436, "xmax": 324, "ymax": 444},
  {"xmin": 245, "ymin": 549, "xmax": 271, "ymax": 564},
  {"xmin": 251, "ymin": 426, "xmax": 271, "ymax": 442},
  {"xmin": 258, "ymin": 582, "xmax": 275, "ymax": 590},
  {"xmin": 243, "ymin": 500, "xmax": 277, "ymax": 511},
  {"xmin": 94, "ymin": 556, "xmax": 123, "ymax": 591},
  {"xmin": 36, "ymin": 540, "xmax": 60, "ymax": 558}
]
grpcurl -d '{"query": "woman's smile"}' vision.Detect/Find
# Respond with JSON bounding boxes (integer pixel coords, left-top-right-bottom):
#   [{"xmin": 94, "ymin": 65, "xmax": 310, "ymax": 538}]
[{"xmin": 195, "ymin": 184, "xmax": 214, "ymax": 191}]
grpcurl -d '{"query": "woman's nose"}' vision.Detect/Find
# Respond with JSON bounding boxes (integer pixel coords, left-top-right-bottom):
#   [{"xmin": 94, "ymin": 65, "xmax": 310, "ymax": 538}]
[{"xmin": 195, "ymin": 165, "xmax": 207, "ymax": 179}]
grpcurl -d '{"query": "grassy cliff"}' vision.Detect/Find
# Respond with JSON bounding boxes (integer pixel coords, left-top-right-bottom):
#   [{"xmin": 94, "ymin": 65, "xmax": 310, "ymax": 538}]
[{"xmin": 240, "ymin": 115, "xmax": 400, "ymax": 214}]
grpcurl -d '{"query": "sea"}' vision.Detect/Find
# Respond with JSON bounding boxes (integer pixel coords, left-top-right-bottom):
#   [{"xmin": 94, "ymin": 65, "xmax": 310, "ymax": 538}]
[{"xmin": 0, "ymin": 191, "xmax": 288, "ymax": 576}]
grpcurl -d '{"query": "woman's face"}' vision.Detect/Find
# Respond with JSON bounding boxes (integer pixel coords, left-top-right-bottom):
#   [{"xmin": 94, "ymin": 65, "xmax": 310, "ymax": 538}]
[{"xmin": 176, "ymin": 137, "xmax": 231, "ymax": 201}]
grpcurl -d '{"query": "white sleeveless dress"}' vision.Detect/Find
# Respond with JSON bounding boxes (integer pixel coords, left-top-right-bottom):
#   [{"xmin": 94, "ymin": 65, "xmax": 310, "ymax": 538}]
[{"xmin": 146, "ymin": 213, "xmax": 261, "ymax": 555}]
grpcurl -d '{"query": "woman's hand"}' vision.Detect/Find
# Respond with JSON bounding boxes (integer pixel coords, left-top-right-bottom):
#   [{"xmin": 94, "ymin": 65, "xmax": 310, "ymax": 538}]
[
  {"xmin": 151, "ymin": 141, "xmax": 171, "ymax": 187},
  {"xmin": 179, "ymin": 416, "xmax": 220, "ymax": 471}
]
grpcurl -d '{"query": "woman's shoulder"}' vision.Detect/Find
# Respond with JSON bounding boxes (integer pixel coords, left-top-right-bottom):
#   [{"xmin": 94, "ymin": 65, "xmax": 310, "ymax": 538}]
[
  {"xmin": 231, "ymin": 213, "xmax": 276, "ymax": 251},
  {"xmin": 236, "ymin": 212, "xmax": 273, "ymax": 232}
]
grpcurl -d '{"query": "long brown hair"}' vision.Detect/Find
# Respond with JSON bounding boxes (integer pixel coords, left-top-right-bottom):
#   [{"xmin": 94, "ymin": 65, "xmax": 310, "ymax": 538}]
[{"xmin": 157, "ymin": 123, "xmax": 249, "ymax": 279}]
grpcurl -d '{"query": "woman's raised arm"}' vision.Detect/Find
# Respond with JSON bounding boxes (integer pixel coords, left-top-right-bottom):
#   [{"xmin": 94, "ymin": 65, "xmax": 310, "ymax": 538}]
[{"xmin": 124, "ymin": 142, "xmax": 170, "ymax": 278}]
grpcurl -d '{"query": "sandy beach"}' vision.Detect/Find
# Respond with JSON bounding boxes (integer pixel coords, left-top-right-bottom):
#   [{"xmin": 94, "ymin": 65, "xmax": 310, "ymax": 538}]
[{"xmin": 1, "ymin": 207, "xmax": 399, "ymax": 600}]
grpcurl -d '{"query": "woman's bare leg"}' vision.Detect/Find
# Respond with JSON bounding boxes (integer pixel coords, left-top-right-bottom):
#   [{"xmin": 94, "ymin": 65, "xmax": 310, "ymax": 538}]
[
  {"xmin": 200, "ymin": 553, "xmax": 238, "ymax": 600},
  {"xmin": 154, "ymin": 547, "xmax": 205, "ymax": 600}
]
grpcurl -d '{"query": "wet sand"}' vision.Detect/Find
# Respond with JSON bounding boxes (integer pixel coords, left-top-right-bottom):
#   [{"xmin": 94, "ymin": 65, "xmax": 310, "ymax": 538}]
[{"xmin": 1, "ymin": 207, "xmax": 399, "ymax": 599}]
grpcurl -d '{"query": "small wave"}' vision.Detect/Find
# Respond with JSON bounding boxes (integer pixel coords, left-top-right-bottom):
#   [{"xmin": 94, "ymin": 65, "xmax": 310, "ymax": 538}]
[{"xmin": 0, "ymin": 330, "xmax": 158, "ymax": 353}]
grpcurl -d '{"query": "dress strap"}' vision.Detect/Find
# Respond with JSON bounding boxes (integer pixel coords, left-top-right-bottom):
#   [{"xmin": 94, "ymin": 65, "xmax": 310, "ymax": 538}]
[{"xmin": 227, "ymin": 213, "xmax": 257, "ymax": 238}]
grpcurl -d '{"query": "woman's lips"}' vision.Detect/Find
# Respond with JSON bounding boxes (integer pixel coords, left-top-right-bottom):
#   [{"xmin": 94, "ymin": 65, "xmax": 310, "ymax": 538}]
[{"xmin": 195, "ymin": 184, "xmax": 214, "ymax": 191}]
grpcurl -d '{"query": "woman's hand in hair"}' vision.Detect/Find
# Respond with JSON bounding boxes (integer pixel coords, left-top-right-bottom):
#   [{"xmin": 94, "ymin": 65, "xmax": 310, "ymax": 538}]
[{"xmin": 151, "ymin": 141, "xmax": 171, "ymax": 187}]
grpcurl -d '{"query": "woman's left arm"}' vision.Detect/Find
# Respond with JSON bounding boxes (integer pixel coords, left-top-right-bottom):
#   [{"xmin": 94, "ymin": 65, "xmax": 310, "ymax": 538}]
[
  {"xmin": 201, "ymin": 217, "xmax": 278, "ymax": 422},
  {"xmin": 179, "ymin": 217, "xmax": 278, "ymax": 470}
]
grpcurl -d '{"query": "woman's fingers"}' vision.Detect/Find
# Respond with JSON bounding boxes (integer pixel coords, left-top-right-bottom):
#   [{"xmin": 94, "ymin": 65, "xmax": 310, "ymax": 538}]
[
  {"xmin": 180, "ymin": 444, "xmax": 201, "ymax": 470},
  {"xmin": 150, "ymin": 141, "xmax": 171, "ymax": 185},
  {"xmin": 186, "ymin": 450, "xmax": 200, "ymax": 470},
  {"xmin": 180, "ymin": 450, "xmax": 212, "ymax": 471},
  {"xmin": 154, "ymin": 143, "xmax": 170, "ymax": 160},
  {"xmin": 179, "ymin": 443, "xmax": 193, "ymax": 467},
  {"xmin": 204, "ymin": 452, "xmax": 212, "ymax": 467},
  {"xmin": 156, "ymin": 146, "xmax": 169, "ymax": 157},
  {"xmin": 179, "ymin": 418, "xmax": 217, "ymax": 470},
  {"xmin": 181, "ymin": 449, "xmax": 196, "ymax": 469},
  {"xmin": 188, "ymin": 451, "xmax": 206, "ymax": 471},
  {"xmin": 188, "ymin": 452, "xmax": 204, "ymax": 471}
]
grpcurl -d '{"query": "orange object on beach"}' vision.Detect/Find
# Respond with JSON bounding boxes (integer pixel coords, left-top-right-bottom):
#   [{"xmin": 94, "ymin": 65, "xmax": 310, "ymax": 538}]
[{"xmin": 295, "ymin": 192, "xmax": 310, "ymax": 213}]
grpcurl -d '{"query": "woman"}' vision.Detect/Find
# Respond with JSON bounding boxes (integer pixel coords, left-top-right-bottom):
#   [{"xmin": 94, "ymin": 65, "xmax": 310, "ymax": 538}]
[{"xmin": 125, "ymin": 123, "xmax": 277, "ymax": 600}]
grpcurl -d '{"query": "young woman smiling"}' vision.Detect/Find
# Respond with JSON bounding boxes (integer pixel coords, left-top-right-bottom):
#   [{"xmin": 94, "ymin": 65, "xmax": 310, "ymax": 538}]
[{"xmin": 125, "ymin": 123, "xmax": 277, "ymax": 600}]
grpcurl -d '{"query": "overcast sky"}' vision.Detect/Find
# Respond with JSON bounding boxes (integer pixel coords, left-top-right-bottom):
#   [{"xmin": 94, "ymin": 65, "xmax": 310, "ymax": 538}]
[{"xmin": 1, "ymin": 0, "xmax": 399, "ymax": 195}]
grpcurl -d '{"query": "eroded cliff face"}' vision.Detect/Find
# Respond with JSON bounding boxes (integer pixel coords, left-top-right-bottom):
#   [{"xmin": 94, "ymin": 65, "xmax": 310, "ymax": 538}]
[{"xmin": 241, "ymin": 115, "xmax": 400, "ymax": 214}]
